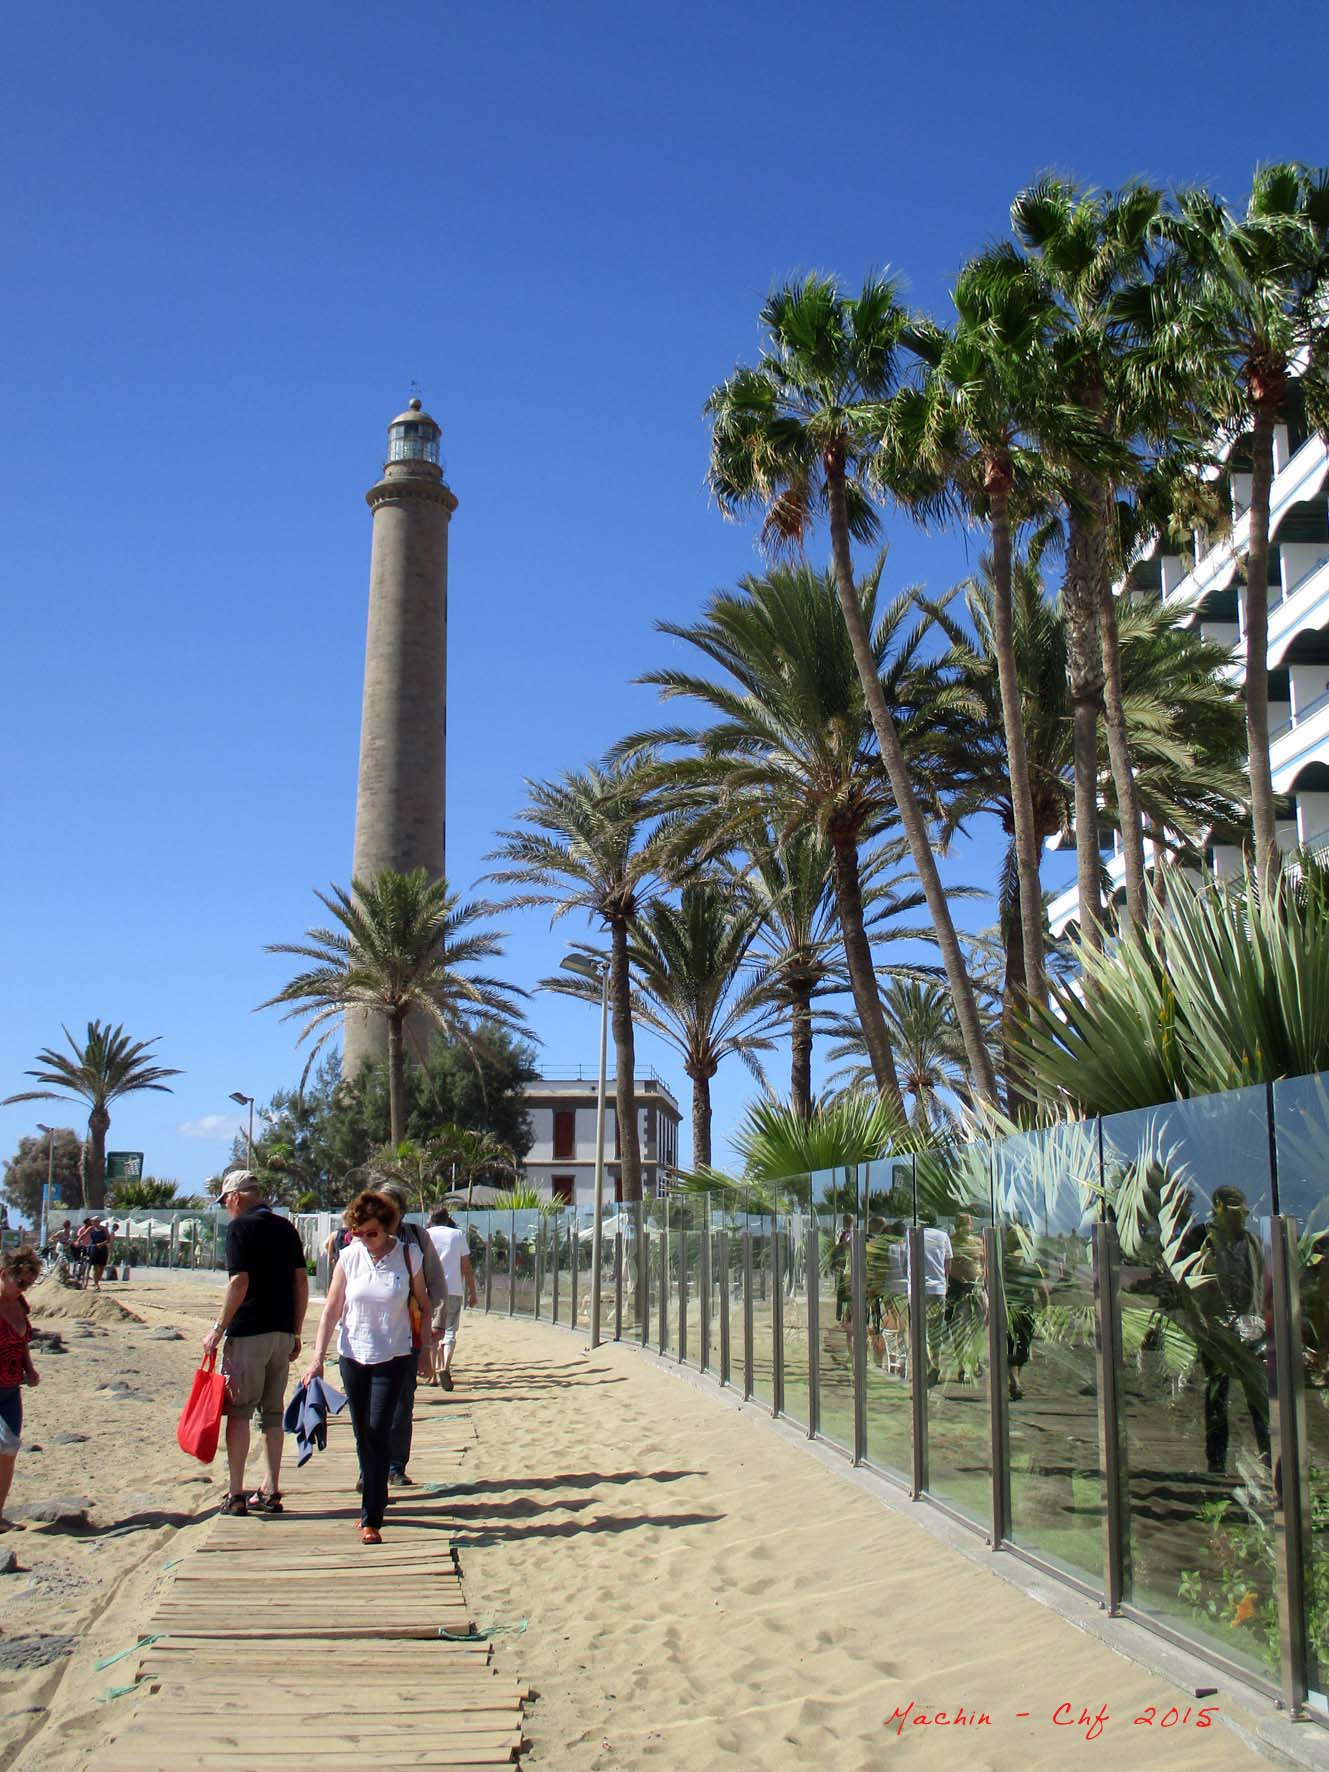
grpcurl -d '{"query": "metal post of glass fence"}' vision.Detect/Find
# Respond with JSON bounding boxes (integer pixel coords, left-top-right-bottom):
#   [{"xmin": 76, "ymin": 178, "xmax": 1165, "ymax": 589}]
[
  {"xmin": 534, "ymin": 1220, "xmax": 543, "ymax": 1319},
  {"xmin": 552, "ymin": 1217, "xmax": 560, "ymax": 1323},
  {"xmin": 983, "ymin": 1225, "xmax": 1011, "ymax": 1548},
  {"xmin": 742, "ymin": 1231, "xmax": 755, "ymax": 1399},
  {"xmin": 484, "ymin": 1232, "xmax": 493, "ymax": 1313},
  {"xmin": 678, "ymin": 1219, "xmax": 688, "ymax": 1365},
  {"xmin": 1270, "ymin": 1214, "xmax": 1312, "ymax": 1718},
  {"xmin": 699, "ymin": 1212, "xmax": 710, "ymax": 1372},
  {"xmin": 1092, "ymin": 1220, "xmax": 1130, "ymax": 1615},
  {"xmin": 806, "ymin": 1212, "xmax": 821, "ymax": 1439},
  {"xmin": 771, "ymin": 1221, "xmax": 784, "ymax": 1418},
  {"xmin": 507, "ymin": 1219, "xmax": 515, "ymax": 1316},
  {"xmin": 636, "ymin": 1201, "xmax": 648, "ymax": 1348},
  {"xmin": 908, "ymin": 1225, "xmax": 928, "ymax": 1499},
  {"xmin": 719, "ymin": 1230, "xmax": 731, "ymax": 1386},
  {"xmin": 613, "ymin": 1217, "xmax": 623, "ymax": 1340},
  {"xmin": 658, "ymin": 1220, "xmax": 669, "ymax": 1355},
  {"xmin": 851, "ymin": 1225, "xmax": 868, "ymax": 1462}
]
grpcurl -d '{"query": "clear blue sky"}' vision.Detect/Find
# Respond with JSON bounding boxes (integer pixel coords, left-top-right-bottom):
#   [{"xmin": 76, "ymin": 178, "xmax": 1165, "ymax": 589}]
[{"xmin": 3, "ymin": 1, "xmax": 1326, "ymax": 1201}]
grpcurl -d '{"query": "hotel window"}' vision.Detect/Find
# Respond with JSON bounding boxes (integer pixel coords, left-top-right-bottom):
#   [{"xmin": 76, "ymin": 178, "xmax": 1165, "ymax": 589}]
[
  {"xmin": 552, "ymin": 1176, "xmax": 575, "ymax": 1206},
  {"xmin": 553, "ymin": 1109, "xmax": 576, "ymax": 1160}
]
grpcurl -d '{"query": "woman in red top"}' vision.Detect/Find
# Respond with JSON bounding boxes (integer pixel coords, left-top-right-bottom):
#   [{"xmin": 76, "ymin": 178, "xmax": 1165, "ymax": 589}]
[{"xmin": 0, "ymin": 1246, "xmax": 41, "ymax": 1531}]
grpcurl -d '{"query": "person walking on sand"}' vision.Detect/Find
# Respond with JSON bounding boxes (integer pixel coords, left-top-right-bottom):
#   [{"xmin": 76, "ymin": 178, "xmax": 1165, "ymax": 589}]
[
  {"xmin": 201, "ymin": 1170, "xmax": 308, "ymax": 1519},
  {"xmin": 301, "ymin": 1190, "xmax": 434, "ymax": 1545},
  {"xmin": 0, "ymin": 1247, "xmax": 42, "ymax": 1532},
  {"xmin": 427, "ymin": 1206, "xmax": 478, "ymax": 1390},
  {"xmin": 376, "ymin": 1181, "xmax": 446, "ymax": 1488},
  {"xmin": 85, "ymin": 1216, "xmax": 111, "ymax": 1290}
]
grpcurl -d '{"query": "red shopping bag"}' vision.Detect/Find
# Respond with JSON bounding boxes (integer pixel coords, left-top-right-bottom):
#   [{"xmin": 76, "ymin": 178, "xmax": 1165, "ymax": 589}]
[{"xmin": 177, "ymin": 1351, "xmax": 227, "ymax": 1463}]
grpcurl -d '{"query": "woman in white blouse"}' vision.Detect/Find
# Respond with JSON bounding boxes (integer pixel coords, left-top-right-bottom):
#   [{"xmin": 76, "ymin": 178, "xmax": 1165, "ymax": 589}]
[{"xmin": 302, "ymin": 1189, "xmax": 434, "ymax": 1543}]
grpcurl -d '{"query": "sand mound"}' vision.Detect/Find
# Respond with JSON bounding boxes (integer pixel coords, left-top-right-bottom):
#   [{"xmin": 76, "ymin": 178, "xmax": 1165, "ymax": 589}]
[{"xmin": 26, "ymin": 1278, "xmax": 143, "ymax": 1326}]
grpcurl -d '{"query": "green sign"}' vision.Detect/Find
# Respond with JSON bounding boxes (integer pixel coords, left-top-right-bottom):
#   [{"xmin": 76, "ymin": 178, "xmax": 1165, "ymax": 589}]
[{"xmin": 106, "ymin": 1152, "xmax": 144, "ymax": 1183}]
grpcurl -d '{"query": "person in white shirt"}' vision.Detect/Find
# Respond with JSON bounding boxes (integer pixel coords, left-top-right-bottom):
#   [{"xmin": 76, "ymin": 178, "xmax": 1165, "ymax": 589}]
[
  {"xmin": 905, "ymin": 1220, "xmax": 953, "ymax": 1384},
  {"xmin": 427, "ymin": 1207, "xmax": 478, "ymax": 1391},
  {"xmin": 301, "ymin": 1190, "xmax": 433, "ymax": 1544}
]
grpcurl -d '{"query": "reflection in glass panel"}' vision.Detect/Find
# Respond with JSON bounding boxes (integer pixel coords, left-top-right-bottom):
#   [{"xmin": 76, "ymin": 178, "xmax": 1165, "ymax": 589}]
[
  {"xmin": 813, "ymin": 1166, "xmax": 858, "ymax": 1454},
  {"xmin": 513, "ymin": 1213, "xmax": 539, "ymax": 1315},
  {"xmin": 680, "ymin": 1196, "xmax": 704, "ymax": 1369},
  {"xmin": 749, "ymin": 1199, "xmax": 776, "ymax": 1408},
  {"xmin": 614, "ymin": 1207, "xmax": 637, "ymax": 1338},
  {"xmin": 1273, "ymin": 1071, "xmax": 1329, "ymax": 1710},
  {"xmin": 919, "ymin": 1143, "xmax": 993, "ymax": 1526},
  {"xmin": 780, "ymin": 1176, "xmax": 813, "ymax": 1430},
  {"xmin": 1102, "ymin": 1086, "xmax": 1275, "ymax": 1682},
  {"xmin": 862, "ymin": 1156, "xmax": 915, "ymax": 1480},
  {"xmin": 995, "ymin": 1120, "xmax": 1103, "ymax": 1586}
]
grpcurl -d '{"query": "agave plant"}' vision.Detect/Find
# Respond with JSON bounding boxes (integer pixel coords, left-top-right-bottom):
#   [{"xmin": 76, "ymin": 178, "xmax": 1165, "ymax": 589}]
[{"xmin": 1013, "ymin": 859, "xmax": 1329, "ymax": 1115}]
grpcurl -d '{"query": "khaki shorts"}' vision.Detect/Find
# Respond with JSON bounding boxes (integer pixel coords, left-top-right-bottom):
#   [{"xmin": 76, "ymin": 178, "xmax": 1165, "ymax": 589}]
[
  {"xmin": 431, "ymin": 1297, "xmax": 463, "ymax": 1348},
  {"xmin": 222, "ymin": 1330, "xmax": 294, "ymax": 1427}
]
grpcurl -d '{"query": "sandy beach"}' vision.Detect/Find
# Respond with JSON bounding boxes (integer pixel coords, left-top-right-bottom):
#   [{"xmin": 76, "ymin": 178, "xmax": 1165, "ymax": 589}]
[{"xmin": 0, "ymin": 1277, "xmax": 1314, "ymax": 1771}]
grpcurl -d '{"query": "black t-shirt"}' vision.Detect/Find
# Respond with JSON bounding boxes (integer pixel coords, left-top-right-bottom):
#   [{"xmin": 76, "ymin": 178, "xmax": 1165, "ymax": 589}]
[{"xmin": 227, "ymin": 1205, "xmax": 306, "ymax": 1338}]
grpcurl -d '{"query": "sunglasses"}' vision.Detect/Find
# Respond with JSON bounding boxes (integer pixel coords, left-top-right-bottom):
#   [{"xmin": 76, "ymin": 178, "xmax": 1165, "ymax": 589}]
[{"xmin": 356, "ymin": 1226, "xmax": 387, "ymax": 1243}]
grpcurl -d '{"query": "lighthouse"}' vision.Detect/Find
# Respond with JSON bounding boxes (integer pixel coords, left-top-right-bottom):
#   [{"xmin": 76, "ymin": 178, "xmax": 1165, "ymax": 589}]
[{"xmin": 344, "ymin": 398, "xmax": 457, "ymax": 1077}]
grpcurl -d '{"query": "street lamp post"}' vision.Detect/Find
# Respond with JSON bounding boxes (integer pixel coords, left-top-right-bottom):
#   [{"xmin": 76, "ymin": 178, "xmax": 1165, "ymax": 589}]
[
  {"xmin": 559, "ymin": 952, "xmax": 610, "ymax": 1348},
  {"xmin": 229, "ymin": 1092, "xmax": 255, "ymax": 1168},
  {"xmin": 36, "ymin": 1122, "xmax": 55, "ymax": 1251}
]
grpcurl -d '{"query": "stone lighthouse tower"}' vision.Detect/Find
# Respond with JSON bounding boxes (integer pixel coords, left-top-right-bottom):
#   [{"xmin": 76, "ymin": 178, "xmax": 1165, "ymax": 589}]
[{"xmin": 343, "ymin": 398, "xmax": 458, "ymax": 1077}]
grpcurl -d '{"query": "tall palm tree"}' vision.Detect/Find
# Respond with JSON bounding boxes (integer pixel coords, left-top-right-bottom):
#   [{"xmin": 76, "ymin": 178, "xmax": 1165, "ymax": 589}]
[
  {"xmin": 621, "ymin": 558, "xmax": 950, "ymax": 1113},
  {"xmin": 705, "ymin": 272, "xmax": 999, "ymax": 1108},
  {"xmin": 892, "ymin": 260, "xmax": 1100, "ymax": 1005},
  {"xmin": 1142, "ymin": 163, "xmax": 1329, "ymax": 878},
  {"xmin": 261, "ymin": 869, "xmax": 525, "ymax": 1148},
  {"xmin": 488, "ymin": 761, "xmax": 664, "ymax": 1201},
  {"xmin": 552, "ymin": 881, "xmax": 778, "ymax": 1170},
  {"xmin": 1010, "ymin": 178, "xmax": 1165, "ymax": 938},
  {"xmin": 5, "ymin": 1021, "xmax": 181, "ymax": 1208}
]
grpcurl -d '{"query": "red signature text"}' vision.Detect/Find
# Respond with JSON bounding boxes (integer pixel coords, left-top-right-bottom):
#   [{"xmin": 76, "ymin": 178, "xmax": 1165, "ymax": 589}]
[{"xmin": 886, "ymin": 1703, "xmax": 993, "ymax": 1738}]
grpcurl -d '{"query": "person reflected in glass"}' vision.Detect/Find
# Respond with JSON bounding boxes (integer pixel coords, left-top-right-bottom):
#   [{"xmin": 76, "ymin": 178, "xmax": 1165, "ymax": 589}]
[
  {"xmin": 1301, "ymin": 1232, "xmax": 1329, "ymax": 1388},
  {"xmin": 1180, "ymin": 1186, "xmax": 1271, "ymax": 1478},
  {"xmin": 945, "ymin": 1213, "xmax": 982, "ymax": 1385},
  {"xmin": 907, "ymin": 1212, "xmax": 952, "ymax": 1385},
  {"xmin": 1001, "ymin": 1225, "xmax": 1040, "ymax": 1401}
]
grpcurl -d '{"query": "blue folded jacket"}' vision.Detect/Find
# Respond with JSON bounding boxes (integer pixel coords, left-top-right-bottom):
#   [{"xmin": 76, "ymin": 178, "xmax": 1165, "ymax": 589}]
[{"xmin": 283, "ymin": 1375, "xmax": 348, "ymax": 1466}]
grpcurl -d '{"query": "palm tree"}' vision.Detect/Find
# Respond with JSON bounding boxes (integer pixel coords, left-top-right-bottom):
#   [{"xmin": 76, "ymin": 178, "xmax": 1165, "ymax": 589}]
[
  {"xmin": 261, "ymin": 869, "xmax": 525, "ymax": 1148},
  {"xmin": 432, "ymin": 1124, "xmax": 519, "ymax": 1203},
  {"xmin": 1142, "ymin": 163, "xmax": 1329, "ymax": 878},
  {"xmin": 732, "ymin": 823, "xmax": 845, "ymax": 1120},
  {"xmin": 551, "ymin": 881, "xmax": 778, "ymax": 1169},
  {"xmin": 4, "ymin": 1021, "xmax": 181, "ymax": 1208},
  {"xmin": 488, "ymin": 761, "xmax": 664, "ymax": 1201},
  {"xmin": 705, "ymin": 273, "xmax": 999, "ymax": 1108},
  {"xmin": 621, "ymin": 558, "xmax": 950, "ymax": 1112},
  {"xmin": 1010, "ymin": 178, "xmax": 1165, "ymax": 938},
  {"xmin": 827, "ymin": 980, "xmax": 973, "ymax": 1134},
  {"xmin": 892, "ymin": 259, "xmax": 1099, "ymax": 1004}
]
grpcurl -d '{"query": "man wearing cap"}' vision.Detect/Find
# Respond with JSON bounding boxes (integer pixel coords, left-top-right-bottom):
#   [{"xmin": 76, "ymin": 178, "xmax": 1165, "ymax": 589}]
[{"xmin": 202, "ymin": 1171, "xmax": 308, "ymax": 1517}]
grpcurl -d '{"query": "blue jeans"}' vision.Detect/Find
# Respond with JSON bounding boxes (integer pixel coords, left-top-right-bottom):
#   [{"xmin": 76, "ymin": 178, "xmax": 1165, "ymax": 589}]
[{"xmin": 339, "ymin": 1355, "xmax": 413, "ymax": 1529}]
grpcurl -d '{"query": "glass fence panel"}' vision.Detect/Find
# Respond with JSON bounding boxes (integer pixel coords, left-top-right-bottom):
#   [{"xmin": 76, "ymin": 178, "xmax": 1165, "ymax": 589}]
[
  {"xmin": 1273, "ymin": 1071, "xmax": 1329, "ymax": 1709},
  {"xmin": 919, "ymin": 1142, "xmax": 994, "ymax": 1527},
  {"xmin": 862, "ymin": 1156, "xmax": 915, "ymax": 1480},
  {"xmin": 488, "ymin": 1212, "xmax": 513, "ymax": 1314},
  {"xmin": 748, "ymin": 1201, "xmax": 776, "ymax": 1408},
  {"xmin": 995, "ymin": 1120, "xmax": 1103, "ymax": 1587},
  {"xmin": 780, "ymin": 1179, "xmax": 813, "ymax": 1430},
  {"xmin": 615, "ymin": 1204, "xmax": 638, "ymax": 1339},
  {"xmin": 680, "ymin": 1197, "xmax": 704, "ymax": 1369},
  {"xmin": 512, "ymin": 1212, "xmax": 540, "ymax": 1315},
  {"xmin": 813, "ymin": 1166, "xmax": 857, "ymax": 1454},
  {"xmin": 644, "ymin": 1200, "xmax": 665, "ymax": 1351},
  {"xmin": 1102, "ymin": 1085, "xmax": 1275, "ymax": 1683}
]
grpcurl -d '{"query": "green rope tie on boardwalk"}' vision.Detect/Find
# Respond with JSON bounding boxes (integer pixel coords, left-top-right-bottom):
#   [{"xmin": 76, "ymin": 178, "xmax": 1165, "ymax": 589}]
[
  {"xmin": 98, "ymin": 1682, "xmax": 142, "ymax": 1703},
  {"xmin": 438, "ymin": 1619, "xmax": 528, "ymax": 1641},
  {"xmin": 94, "ymin": 1634, "xmax": 160, "ymax": 1671}
]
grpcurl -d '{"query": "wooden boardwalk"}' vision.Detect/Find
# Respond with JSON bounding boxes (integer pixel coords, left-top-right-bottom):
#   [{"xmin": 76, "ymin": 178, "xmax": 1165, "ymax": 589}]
[{"xmin": 88, "ymin": 1382, "xmax": 527, "ymax": 1771}]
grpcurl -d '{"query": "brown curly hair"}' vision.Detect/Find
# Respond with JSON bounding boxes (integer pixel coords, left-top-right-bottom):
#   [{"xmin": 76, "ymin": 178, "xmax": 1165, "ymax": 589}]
[
  {"xmin": 1, "ymin": 1245, "xmax": 42, "ymax": 1286},
  {"xmin": 342, "ymin": 1189, "xmax": 400, "ymax": 1235}
]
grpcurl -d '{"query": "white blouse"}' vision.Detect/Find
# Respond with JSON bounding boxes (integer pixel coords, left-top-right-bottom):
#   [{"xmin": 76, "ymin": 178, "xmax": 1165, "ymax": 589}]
[{"xmin": 336, "ymin": 1236, "xmax": 420, "ymax": 1365}]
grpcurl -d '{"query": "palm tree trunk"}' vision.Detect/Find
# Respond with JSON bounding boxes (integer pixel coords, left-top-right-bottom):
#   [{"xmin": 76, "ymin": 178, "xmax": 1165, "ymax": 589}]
[
  {"xmin": 386, "ymin": 1013, "xmax": 407, "ymax": 1147},
  {"xmin": 998, "ymin": 845, "xmax": 1027, "ymax": 1118},
  {"xmin": 1063, "ymin": 484, "xmax": 1106, "ymax": 948},
  {"xmin": 1245, "ymin": 391, "xmax": 1281, "ymax": 880},
  {"xmin": 823, "ymin": 454, "xmax": 1000, "ymax": 1110},
  {"xmin": 689, "ymin": 1069, "xmax": 712, "ymax": 1171},
  {"xmin": 987, "ymin": 477, "xmax": 1046, "ymax": 1004},
  {"xmin": 86, "ymin": 1107, "xmax": 109, "ymax": 1209},
  {"xmin": 1098, "ymin": 575, "xmax": 1149, "ymax": 928},
  {"xmin": 789, "ymin": 987, "xmax": 814, "ymax": 1120},
  {"xmin": 829, "ymin": 831, "xmax": 904, "ymax": 1114},
  {"xmin": 609, "ymin": 919, "xmax": 642, "ymax": 1201}
]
